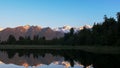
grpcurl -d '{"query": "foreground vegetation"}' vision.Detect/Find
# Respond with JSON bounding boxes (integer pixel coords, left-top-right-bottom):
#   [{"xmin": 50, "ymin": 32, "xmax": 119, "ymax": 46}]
[
  {"xmin": 0, "ymin": 45, "xmax": 120, "ymax": 54},
  {"xmin": 0, "ymin": 12, "xmax": 120, "ymax": 46}
]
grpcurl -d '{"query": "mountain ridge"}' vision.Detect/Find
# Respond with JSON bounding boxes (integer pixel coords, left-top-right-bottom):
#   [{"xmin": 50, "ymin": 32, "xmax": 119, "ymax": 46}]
[{"xmin": 0, "ymin": 25, "xmax": 92, "ymax": 41}]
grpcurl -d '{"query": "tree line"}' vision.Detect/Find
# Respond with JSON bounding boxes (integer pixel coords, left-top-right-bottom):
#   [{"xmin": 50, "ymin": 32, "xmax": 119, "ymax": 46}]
[{"xmin": 0, "ymin": 12, "xmax": 120, "ymax": 46}]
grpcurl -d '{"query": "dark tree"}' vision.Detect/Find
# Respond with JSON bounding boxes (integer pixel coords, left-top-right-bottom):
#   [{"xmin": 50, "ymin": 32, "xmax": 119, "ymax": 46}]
[
  {"xmin": 104, "ymin": 15, "xmax": 108, "ymax": 22},
  {"xmin": 1, "ymin": 12, "xmax": 120, "ymax": 46},
  {"xmin": 117, "ymin": 12, "xmax": 120, "ymax": 23},
  {"xmin": 70, "ymin": 28, "xmax": 74, "ymax": 36},
  {"xmin": 33, "ymin": 35, "xmax": 39, "ymax": 40},
  {"xmin": 19, "ymin": 36, "xmax": 24, "ymax": 40},
  {"xmin": 7, "ymin": 35, "xmax": 16, "ymax": 44}
]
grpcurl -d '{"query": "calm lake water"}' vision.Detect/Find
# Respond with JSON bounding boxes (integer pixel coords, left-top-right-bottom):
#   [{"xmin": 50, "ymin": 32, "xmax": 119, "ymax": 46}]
[{"xmin": 0, "ymin": 49, "xmax": 120, "ymax": 68}]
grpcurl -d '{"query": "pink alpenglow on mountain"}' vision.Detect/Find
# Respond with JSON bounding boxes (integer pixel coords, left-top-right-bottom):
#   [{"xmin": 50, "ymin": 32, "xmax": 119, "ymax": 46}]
[
  {"xmin": 0, "ymin": 28, "xmax": 3, "ymax": 31},
  {"xmin": 0, "ymin": 26, "xmax": 64, "ymax": 41},
  {"xmin": 0, "ymin": 25, "xmax": 92, "ymax": 41}
]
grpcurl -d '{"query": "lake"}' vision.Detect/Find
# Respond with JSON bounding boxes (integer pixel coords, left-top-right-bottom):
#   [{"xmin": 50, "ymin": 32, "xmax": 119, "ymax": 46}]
[{"xmin": 0, "ymin": 49, "xmax": 120, "ymax": 68}]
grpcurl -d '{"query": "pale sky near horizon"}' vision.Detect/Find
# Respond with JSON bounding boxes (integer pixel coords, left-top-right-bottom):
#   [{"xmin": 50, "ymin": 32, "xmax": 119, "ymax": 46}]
[{"xmin": 0, "ymin": 0, "xmax": 120, "ymax": 28}]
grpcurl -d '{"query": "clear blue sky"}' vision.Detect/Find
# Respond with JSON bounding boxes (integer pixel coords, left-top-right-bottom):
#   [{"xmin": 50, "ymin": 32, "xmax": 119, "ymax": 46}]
[{"xmin": 0, "ymin": 0, "xmax": 120, "ymax": 28}]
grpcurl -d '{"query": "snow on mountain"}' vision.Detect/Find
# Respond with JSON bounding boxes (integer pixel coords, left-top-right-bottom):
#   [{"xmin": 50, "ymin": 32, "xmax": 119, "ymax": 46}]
[
  {"xmin": 63, "ymin": 25, "xmax": 72, "ymax": 30},
  {"xmin": 23, "ymin": 25, "xmax": 31, "ymax": 30},
  {"xmin": 0, "ymin": 25, "xmax": 92, "ymax": 41},
  {"xmin": 53, "ymin": 25, "xmax": 92, "ymax": 33},
  {"xmin": 53, "ymin": 25, "xmax": 72, "ymax": 33},
  {"xmin": 83, "ymin": 25, "xmax": 92, "ymax": 29}
]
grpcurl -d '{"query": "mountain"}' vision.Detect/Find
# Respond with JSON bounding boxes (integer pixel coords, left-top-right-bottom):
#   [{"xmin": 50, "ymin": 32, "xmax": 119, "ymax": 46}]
[
  {"xmin": 53, "ymin": 25, "xmax": 72, "ymax": 33},
  {"xmin": 83, "ymin": 25, "xmax": 92, "ymax": 29},
  {"xmin": 53, "ymin": 25, "xmax": 92, "ymax": 33},
  {"xmin": 0, "ymin": 25, "xmax": 30, "ymax": 41},
  {"xmin": 0, "ymin": 25, "xmax": 64, "ymax": 41},
  {"xmin": 0, "ymin": 27, "xmax": 3, "ymax": 31},
  {"xmin": 25, "ymin": 26, "xmax": 42, "ymax": 40},
  {"xmin": 0, "ymin": 25, "xmax": 92, "ymax": 41},
  {"xmin": 39, "ymin": 27, "xmax": 64, "ymax": 40}
]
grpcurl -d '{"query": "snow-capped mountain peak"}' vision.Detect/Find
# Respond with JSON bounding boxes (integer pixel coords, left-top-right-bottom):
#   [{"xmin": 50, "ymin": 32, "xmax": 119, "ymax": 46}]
[
  {"xmin": 53, "ymin": 25, "xmax": 92, "ymax": 33},
  {"xmin": 83, "ymin": 25, "xmax": 92, "ymax": 29},
  {"xmin": 23, "ymin": 25, "xmax": 30, "ymax": 30},
  {"xmin": 63, "ymin": 25, "xmax": 71, "ymax": 30},
  {"xmin": 0, "ymin": 25, "xmax": 92, "ymax": 41},
  {"xmin": 53, "ymin": 25, "xmax": 72, "ymax": 33}
]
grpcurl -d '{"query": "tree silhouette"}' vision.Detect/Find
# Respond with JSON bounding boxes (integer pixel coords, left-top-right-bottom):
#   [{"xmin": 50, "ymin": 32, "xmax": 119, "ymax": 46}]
[
  {"xmin": 7, "ymin": 35, "xmax": 16, "ymax": 44},
  {"xmin": 70, "ymin": 28, "xmax": 74, "ymax": 36},
  {"xmin": 117, "ymin": 12, "xmax": 120, "ymax": 23},
  {"xmin": 0, "ymin": 12, "xmax": 120, "ymax": 46}
]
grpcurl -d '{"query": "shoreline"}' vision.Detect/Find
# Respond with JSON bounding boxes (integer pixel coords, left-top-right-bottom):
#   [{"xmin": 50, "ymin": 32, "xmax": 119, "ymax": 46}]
[{"xmin": 0, "ymin": 45, "xmax": 120, "ymax": 54}]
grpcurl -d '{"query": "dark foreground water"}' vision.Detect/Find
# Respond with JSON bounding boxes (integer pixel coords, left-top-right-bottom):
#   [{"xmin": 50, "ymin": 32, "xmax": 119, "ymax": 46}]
[{"xmin": 0, "ymin": 49, "xmax": 120, "ymax": 68}]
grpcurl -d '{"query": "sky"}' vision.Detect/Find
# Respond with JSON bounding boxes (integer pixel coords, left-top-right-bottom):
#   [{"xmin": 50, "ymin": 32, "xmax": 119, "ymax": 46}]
[{"xmin": 0, "ymin": 0, "xmax": 120, "ymax": 28}]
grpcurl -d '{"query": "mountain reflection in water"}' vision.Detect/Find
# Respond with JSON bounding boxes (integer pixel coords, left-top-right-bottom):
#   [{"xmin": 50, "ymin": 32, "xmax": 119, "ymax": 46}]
[
  {"xmin": 0, "ymin": 49, "xmax": 119, "ymax": 68},
  {"xmin": 0, "ymin": 50, "xmax": 94, "ymax": 68}
]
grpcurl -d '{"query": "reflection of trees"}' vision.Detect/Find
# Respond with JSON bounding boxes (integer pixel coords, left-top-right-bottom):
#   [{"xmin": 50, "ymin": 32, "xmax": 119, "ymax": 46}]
[{"xmin": 0, "ymin": 49, "xmax": 120, "ymax": 68}]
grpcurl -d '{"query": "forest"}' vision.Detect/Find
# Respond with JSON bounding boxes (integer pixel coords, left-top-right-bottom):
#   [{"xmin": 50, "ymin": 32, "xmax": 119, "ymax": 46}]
[{"xmin": 0, "ymin": 12, "xmax": 120, "ymax": 46}]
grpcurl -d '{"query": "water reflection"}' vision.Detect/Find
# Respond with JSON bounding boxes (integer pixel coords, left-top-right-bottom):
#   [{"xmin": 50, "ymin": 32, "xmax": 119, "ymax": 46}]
[
  {"xmin": 0, "ymin": 49, "xmax": 119, "ymax": 68},
  {"xmin": 0, "ymin": 50, "xmax": 87, "ymax": 68}
]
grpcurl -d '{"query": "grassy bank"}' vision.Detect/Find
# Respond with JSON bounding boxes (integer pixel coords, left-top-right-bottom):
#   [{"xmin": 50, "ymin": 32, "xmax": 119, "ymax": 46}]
[{"xmin": 0, "ymin": 45, "xmax": 120, "ymax": 54}]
